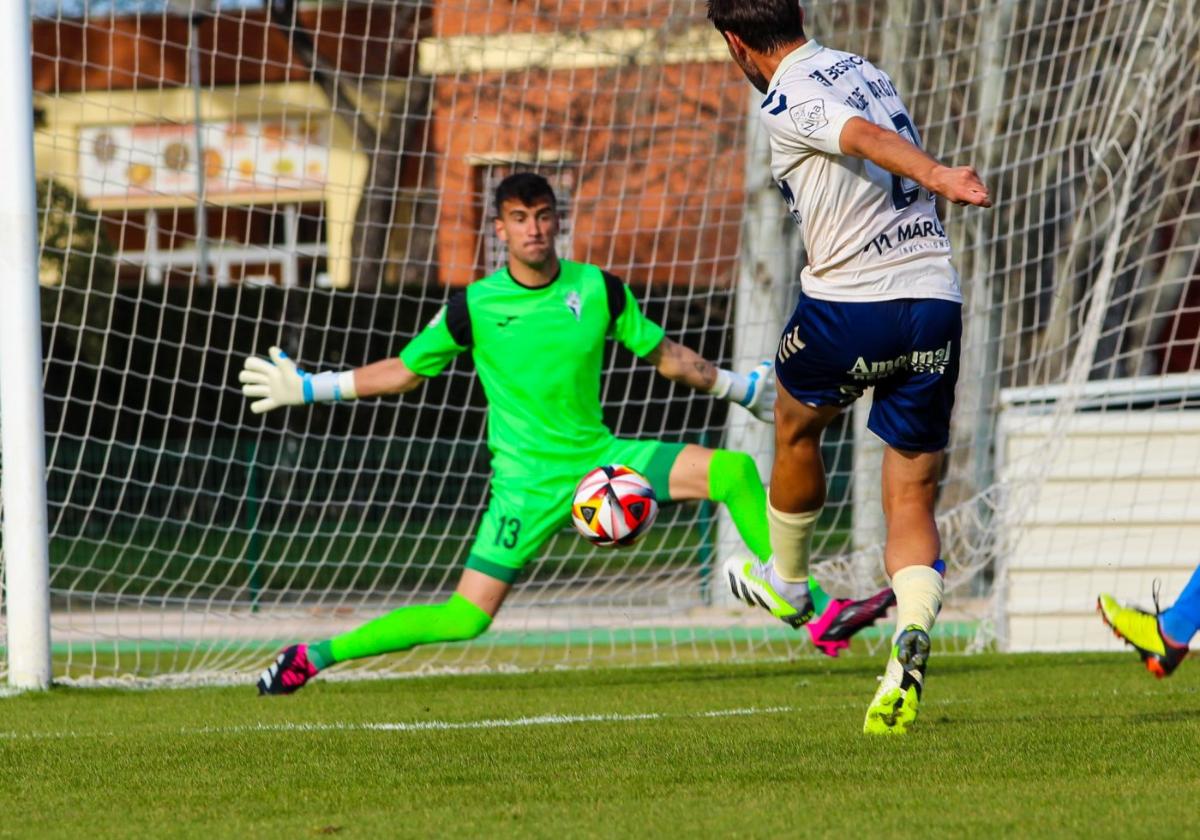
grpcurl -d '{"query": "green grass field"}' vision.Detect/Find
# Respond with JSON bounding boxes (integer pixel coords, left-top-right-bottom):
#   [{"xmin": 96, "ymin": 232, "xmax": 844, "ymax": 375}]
[{"xmin": 2, "ymin": 652, "xmax": 1197, "ymax": 838}]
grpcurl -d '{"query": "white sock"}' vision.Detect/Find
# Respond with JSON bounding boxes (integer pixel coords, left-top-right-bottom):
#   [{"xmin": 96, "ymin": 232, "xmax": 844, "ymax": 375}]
[
  {"xmin": 891, "ymin": 564, "xmax": 944, "ymax": 641},
  {"xmin": 766, "ymin": 503, "xmax": 820, "ymax": 583},
  {"xmin": 767, "ymin": 564, "xmax": 811, "ymax": 602}
]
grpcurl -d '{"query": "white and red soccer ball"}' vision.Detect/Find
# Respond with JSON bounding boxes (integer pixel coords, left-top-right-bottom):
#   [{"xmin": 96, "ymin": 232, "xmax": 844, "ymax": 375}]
[{"xmin": 570, "ymin": 465, "xmax": 658, "ymax": 547}]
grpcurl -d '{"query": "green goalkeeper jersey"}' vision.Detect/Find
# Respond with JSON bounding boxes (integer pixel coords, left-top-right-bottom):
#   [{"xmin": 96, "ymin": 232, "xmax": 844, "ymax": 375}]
[{"xmin": 399, "ymin": 260, "xmax": 666, "ymax": 489}]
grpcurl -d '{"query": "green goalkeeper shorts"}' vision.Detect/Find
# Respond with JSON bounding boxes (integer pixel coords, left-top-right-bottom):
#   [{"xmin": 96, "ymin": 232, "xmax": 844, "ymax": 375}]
[{"xmin": 464, "ymin": 439, "xmax": 686, "ymax": 584}]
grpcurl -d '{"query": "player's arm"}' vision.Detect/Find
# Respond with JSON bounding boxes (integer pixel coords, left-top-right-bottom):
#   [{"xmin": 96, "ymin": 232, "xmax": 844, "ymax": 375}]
[
  {"xmin": 606, "ymin": 271, "xmax": 776, "ymax": 423},
  {"xmin": 645, "ymin": 337, "xmax": 718, "ymax": 390},
  {"xmin": 238, "ymin": 348, "xmax": 427, "ymax": 414},
  {"xmin": 645, "ymin": 338, "xmax": 776, "ymax": 424},
  {"xmin": 839, "ymin": 116, "xmax": 991, "ymax": 207},
  {"xmin": 353, "ymin": 357, "xmax": 424, "ymax": 397},
  {"xmin": 239, "ymin": 292, "xmax": 470, "ymax": 414}
]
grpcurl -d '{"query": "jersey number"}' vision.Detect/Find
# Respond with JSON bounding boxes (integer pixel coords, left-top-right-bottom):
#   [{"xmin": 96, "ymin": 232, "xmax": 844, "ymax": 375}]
[
  {"xmin": 888, "ymin": 111, "xmax": 921, "ymax": 211},
  {"xmin": 494, "ymin": 516, "xmax": 521, "ymax": 549}
]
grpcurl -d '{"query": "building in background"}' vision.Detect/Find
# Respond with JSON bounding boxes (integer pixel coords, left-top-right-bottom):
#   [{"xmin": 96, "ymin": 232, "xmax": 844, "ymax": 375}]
[
  {"xmin": 31, "ymin": 3, "xmax": 419, "ymax": 288},
  {"xmin": 421, "ymin": 3, "xmax": 745, "ymax": 287},
  {"xmin": 30, "ymin": 2, "xmax": 749, "ymax": 293}
]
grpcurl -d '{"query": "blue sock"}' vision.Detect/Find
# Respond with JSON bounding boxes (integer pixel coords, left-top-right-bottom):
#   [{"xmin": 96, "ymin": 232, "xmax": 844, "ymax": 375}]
[{"xmin": 1160, "ymin": 565, "xmax": 1200, "ymax": 646}]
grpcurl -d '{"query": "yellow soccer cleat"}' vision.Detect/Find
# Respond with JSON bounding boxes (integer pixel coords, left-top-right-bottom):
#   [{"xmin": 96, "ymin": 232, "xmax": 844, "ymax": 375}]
[
  {"xmin": 864, "ymin": 625, "xmax": 930, "ymax": 735},
  {"xmin": 1097, "ymin": 593, "xmax": 1188, "ymax": 678}
]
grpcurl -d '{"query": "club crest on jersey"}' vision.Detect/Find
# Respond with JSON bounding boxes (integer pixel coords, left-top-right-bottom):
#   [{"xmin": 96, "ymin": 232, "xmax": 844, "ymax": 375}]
[
  {"xmin": 565, "ymin": 290, "xmax": 582, "ymax": 321},
  {"xmin": 790, "ymin": 98, "xmax": 829, "ymax": 138}
]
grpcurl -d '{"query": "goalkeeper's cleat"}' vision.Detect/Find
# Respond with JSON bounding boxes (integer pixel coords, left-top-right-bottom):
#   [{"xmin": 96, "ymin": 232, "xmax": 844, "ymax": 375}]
[
  {"xmin": 257, "ymin": 643, "xmax": 319, "ymax": 695},
  {"xmin": 863, "ymin": 625, "xmax": 931, "ymax": 735},
  {"xmin": 806, "ymin": 587, "xmax": 897, "ymax": 657},
  {"xmin": 1097, "ymin": 593, "xmax": 1189, "ymax": 678},
  {"xmin": 723, "ymin": 556, "xmax": 814, "ymax": 628}
]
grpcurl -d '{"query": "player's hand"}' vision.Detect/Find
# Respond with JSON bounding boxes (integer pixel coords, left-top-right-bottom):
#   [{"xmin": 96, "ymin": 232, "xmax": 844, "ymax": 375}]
[
  {"xmin": 929, "ymin": 165, "xmax": 992, "ymax": 207},
  {"xmin": 239, "ymin": 346, "xmax": 306, "ymax": 414},
  {"xmin": 714, "ymin": 361, "xmax": 777, "ymax": 423}
]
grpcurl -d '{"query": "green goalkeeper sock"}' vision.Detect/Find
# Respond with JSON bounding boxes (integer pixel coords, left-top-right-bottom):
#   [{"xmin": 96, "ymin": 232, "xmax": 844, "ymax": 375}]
[
  {"xmin": 308, "ymin": 593, "xmax": 492, "ymax": 669},
  {"xmin": 807, "ymin": 574, "xmax": 831, "ymax": 614},
  {"xmin": 708, "ymin": 449, "xmax": 772, "ymax": 562}
]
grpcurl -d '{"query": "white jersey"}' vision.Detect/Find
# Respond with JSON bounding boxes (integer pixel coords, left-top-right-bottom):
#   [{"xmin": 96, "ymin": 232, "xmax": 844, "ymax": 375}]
[{"xmin": 760, "ymin": 41, "xmax": 961, "ymax": 304}]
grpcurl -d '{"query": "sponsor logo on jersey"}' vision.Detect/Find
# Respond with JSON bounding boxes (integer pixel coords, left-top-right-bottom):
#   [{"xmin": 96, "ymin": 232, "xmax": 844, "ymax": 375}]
[
  {"xmin": 565, "ymin": 290, "xmax": 582, "ymax": 321},
  {"xmin": 497, "ymin": 315, "xmax": 518, "ymax": 327},
  {"xmin": 863, "ymin": 215, "xmax": 948, "ymax": 257},
  {"xmin": 847, "ymin": 340, "xmax": 953, "ymax": 380},
  {"xmin": 844, "ymin": 86, "xmax": 869, "ymax": 111},
  {"xmin": 790, "ymin": 99, "xmax": 829, "ymax": 137},
  {"xmin": 822, "ymin": 54, "xmax": 865, "ymax": 81},
  {"xmin": 777, "ymin": 326, "xmax": 807, "ymax": 363},
  {"xmin": 867, "ymin": 76, "xmax": 899, "ymax": 100}
]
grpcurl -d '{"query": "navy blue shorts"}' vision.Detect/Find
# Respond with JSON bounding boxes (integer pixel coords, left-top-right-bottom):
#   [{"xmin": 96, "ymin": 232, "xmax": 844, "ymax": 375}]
[{"xmin": 775, "ymin": 295, "xmax": 962, "ymax": 452}]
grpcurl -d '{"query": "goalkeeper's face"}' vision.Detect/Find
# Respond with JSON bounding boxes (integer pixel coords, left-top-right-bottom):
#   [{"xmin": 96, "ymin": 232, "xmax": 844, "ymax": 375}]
[{"xmin": 495, "ymin": 197, "xmax": 559, "ymax": 268}]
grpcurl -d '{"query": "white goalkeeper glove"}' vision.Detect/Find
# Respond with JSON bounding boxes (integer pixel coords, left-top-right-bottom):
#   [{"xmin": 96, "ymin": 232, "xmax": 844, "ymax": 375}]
[
  {"xmin": 239, "ymin": 346, "xmax": 358, "ymax": 414},
  {"xmin": 709, "ymin": 360, "xmax": 776, "ymax": 423}
]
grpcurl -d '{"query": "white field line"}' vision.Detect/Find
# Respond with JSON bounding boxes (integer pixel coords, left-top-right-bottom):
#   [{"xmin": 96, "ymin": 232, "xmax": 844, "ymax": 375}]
[{"xmin": 0, "ymin": 705, "xmax": 797, "ymax": 742}]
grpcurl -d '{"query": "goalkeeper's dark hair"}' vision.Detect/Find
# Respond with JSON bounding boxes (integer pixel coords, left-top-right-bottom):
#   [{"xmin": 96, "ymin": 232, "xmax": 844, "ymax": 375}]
[
  {"xmin": 706, "ymin": 0, "xmax": 806, "ymax": 53},
  {"xmin": 494, "ymin": 172, "xmax": 557, "ymax": 215}
]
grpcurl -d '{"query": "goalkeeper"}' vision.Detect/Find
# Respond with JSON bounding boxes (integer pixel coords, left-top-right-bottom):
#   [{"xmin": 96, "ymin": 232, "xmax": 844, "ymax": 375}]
[{"xmin": 247, "ymin": 173, "xmax": 894, "ymax": 695}]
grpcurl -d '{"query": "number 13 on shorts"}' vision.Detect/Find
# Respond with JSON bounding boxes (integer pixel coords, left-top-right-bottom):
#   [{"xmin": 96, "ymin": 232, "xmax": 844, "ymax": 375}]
[{"xmin": 491, "ymin": 513, "xmax": 522, "ymax": 549}]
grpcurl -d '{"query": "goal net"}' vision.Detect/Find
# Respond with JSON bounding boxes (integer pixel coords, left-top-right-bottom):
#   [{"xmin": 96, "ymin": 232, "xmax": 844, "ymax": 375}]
[{"xmin": 8, "ymin": 0, "xmax": 1200, "ymax": 685}]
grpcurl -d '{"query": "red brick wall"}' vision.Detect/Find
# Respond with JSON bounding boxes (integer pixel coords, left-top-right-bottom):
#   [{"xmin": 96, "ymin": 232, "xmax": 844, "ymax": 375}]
[
  {"xmin": 430, "ymin": 3, "xmax": 746, "ymax": 287},
  {"xmin": 32, "ymin": 7, "xmax": 418, "ymax": 93}
]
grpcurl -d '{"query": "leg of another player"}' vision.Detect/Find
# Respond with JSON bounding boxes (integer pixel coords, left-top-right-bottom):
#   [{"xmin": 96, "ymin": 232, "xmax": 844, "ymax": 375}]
[
  {"xmin": 710, "ymin": 392, "xmax": 894, "ymax": 648},
  {"xmin": 257, "ymin": 571, "xmax": 506, "ymax": 695},
  {"xmin": 862, "ymin": 445, "xmax": 944, "ymax": 735},
  {"xmin": 1098, "ymin": 564, "xmax": 1198, "ymax": 677},
  {"xmin": 1160, "ymin": 565, "xmax": 1200, "ymax": 649},
  {"xmin": 880, "ymin": 446, "xmax": 945, "ymax": 635},
  {"xmin": 762, "ymin": 389, "xmax": 841, "ymax": 617}
]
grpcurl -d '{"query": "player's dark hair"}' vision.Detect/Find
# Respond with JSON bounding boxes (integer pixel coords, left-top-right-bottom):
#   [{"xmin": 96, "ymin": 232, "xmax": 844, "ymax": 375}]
[
  {"xmin": 494, "ymin": 172, "xmax": 557, "ymax": 215},
  {"xmin": 706, "ymin": 0, "xmax": 806, "ymax": 53}
]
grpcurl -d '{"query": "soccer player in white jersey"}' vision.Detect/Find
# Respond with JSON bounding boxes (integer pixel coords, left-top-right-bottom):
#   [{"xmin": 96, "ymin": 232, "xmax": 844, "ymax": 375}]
[{"xmin": 707, "ymin": 0, "xmax": 991, "ymax": 734}]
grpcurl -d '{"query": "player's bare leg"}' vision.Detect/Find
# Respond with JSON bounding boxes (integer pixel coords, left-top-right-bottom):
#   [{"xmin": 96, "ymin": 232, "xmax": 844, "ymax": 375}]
[
  {"xmin": 722, "ymin": 392, "xmax": 893, "ymax": 648},
  {"xmin": 863, "ymin": 446, "xmax": 944, "ymax": 734},
  {"xmin": 665, "ymin": 444, "xmax": 716, "ymax": 500},
  {"xmin": 768, "ymin": 389, "xmax": 841, "ymax": 514},
  {"xmin": 881, "ymin": 448, "xmax": 942, "ymax": 578},
  {"xmin": 725, "ymin": 390, "xmax": 836, "ymax": 626}
]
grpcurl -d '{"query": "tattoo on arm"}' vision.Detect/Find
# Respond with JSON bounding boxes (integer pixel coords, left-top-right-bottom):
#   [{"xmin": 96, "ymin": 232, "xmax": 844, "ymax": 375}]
[{"xmin": 650, "ymin": 338, "xmax": 717, "ymax": 389}]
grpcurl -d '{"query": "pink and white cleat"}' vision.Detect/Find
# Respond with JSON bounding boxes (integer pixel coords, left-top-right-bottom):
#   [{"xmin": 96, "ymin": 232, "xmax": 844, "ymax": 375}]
[
  {"xmin": 257, "ymin": 643, "xmax": 319, "ymax": 695},
  {"xmin": 806, "ymin": 588, "xmax": 897, "ymax": 657}
]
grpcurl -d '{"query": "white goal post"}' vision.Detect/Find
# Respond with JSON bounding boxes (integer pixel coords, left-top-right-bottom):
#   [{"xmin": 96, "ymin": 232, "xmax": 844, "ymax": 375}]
[
  {"xmin": 5, "ymin": 1, "xmax": 1200, "ymax": 687},
  {"xmin": 0, "ymin": 0, "xmax": 51, "ymax": 690}
]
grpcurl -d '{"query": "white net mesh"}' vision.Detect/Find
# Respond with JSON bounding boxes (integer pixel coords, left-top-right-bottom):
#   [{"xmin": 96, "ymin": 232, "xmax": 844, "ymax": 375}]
[{"xmin": 6, "ymin": 0, "xmax": 1200, "ymax": 684}]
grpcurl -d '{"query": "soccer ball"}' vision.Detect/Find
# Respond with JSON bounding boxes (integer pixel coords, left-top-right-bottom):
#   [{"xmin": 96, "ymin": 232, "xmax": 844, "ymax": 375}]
[{"xmin": 570, "ymin": 465, "xmax": 658, "ymax": 547}]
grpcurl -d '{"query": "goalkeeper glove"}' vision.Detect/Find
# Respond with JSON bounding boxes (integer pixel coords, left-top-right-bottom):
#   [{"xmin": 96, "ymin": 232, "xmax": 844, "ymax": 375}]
[
  {"xmin": 709, "ymin": 360, "xmax": 776, "ymax": 423},
  {"xmin": 239, "ymin": 346, "xmax": 358, "ymax": 414}
]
